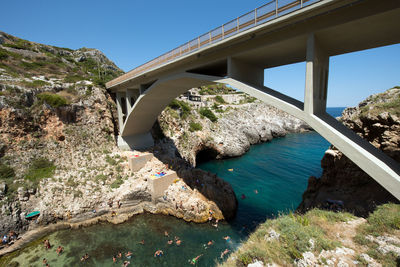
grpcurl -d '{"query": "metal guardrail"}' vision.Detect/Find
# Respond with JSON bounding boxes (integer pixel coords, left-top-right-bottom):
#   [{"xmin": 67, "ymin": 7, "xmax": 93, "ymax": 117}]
[{"xmin": 108, "ymin": 0, "xmax": 320, "ymax": 88}]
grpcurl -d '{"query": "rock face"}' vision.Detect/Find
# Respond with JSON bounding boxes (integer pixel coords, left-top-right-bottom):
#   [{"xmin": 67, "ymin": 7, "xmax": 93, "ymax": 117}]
[
  {"xmin": 156, "ymin": 101, "xmax": 310, "ymax": 166},
  {"xmin": 298, "ymin": 87, "xmax": 400, "ymax": 216},
  {"xmin": 0, "ymin": 33, "xmax": 238, "ymax": 239}
]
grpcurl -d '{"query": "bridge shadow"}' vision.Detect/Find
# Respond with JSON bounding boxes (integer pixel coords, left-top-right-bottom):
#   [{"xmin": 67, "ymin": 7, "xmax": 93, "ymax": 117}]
[{"xmin": 150, "ymin": 121, "xmax": 238, "ymax": 221}]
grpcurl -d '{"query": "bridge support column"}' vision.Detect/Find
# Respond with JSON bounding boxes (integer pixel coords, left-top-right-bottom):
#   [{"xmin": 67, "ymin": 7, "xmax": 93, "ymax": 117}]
[
  {"xmin": 117, "ymin": 133, "xmax": 154, "ymax": 151},
  {"xmin": 227, "ymin": 57, "xmax": 264, "ymax": 87},
  {"xmin": 304, "ymin": 33, "xmax": 329, "ymax": 115},
  {"xmin": 116, "ymin": 92, "xmax": 126, "ymax": 133},
  {"xmin": 126, "ymin": 89, "xmax": 137, "ymax": 114}
]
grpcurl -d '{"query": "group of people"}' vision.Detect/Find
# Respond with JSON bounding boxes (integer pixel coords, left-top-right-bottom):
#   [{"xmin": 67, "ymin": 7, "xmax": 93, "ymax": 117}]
[
  {"xmin": 112, "ymin": 251, "xmax": 131, "ymax": 266},
  {"xmin": 1, "ymin": 231, "xmax": 18, "ymax": 246},
  {"xmin": 41, "ymin": 240, "xmax": 64, "ymax": 267}
]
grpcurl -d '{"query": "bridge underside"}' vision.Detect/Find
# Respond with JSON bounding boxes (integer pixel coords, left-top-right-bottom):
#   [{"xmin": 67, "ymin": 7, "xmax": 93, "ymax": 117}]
[
  {"xmin": 110, "ymin": 0, "xmax": 400, "ymax": 200},
  {"xmin": 116, "ymin": 33, "xmax": 400, "ymax": 201}
]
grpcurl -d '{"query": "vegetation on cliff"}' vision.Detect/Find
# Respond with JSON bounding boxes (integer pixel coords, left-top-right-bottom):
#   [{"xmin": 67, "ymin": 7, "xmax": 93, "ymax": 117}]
[
  {"xmin": 220, "ymin": 203, "xmax": 400, "ymax": 267},
  {"xmin": 0, "ymin": 31, "xmax": 123, "ymax": 88}
]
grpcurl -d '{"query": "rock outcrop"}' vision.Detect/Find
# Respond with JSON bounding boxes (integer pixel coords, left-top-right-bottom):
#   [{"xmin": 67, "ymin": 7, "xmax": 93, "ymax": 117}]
[
  {"xmin": 156, "ymin": 101, "xmax": 310, "ymax": 166},
  {"xmin": 0, "ymin": 32, "xmax": 238, "ymax": 242},
  {"xmin": 298, "ymin": 87, "xmax": 400, "ymax": 216}
]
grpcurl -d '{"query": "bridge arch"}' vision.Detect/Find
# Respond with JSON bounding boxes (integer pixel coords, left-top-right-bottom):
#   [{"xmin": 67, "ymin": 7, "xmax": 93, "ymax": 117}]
[{"xmin": 109, "ymin": 0, "xmax": 400, "ymax": 200}]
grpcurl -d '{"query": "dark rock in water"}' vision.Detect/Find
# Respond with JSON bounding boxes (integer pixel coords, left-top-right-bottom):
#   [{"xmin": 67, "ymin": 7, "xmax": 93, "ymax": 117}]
[{"xmin": 298, "ymin": 88, "xmax": 400, "ymax": 217}]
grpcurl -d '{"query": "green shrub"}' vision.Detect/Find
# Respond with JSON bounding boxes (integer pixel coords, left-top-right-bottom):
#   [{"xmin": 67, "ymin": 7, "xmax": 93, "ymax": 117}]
[
  {"xmin": 189, "ymin": 122, "xmax": 202, "ymax": 132},
  {"xmin": 22, "ymin": 80, "xmax": 49, "ymax": 88},
  {"xmin": 3, "ymin": 39, "xmax": 32, "ymax": 50},
  {"xmin": 363, "ymin": 203, "xmax": 400, "ymax": 235},
  {"xmin": 19, "ymin": 61, "xmax": 46, "ymax": 69},
  {"xmin": 25, "ymin": 158, "xmax": 56, "ymax": 185},
  {"xmin": 111, "ymin": 178, "xmax": 123, "ymax": 189},
  {"xmin": 168, "ymin": 99, "xmax": 191, "ymax": 118},
  {"xmin": 0, "ymin": 49, "xmax": 9, "ymax": 60},
  {"xmin": 0, "ymin": 164, "xmax": 15, "ymax": 180},
  {"xmin": 168, "ymin": 99, "xmax": 181, "ymax": 109},
  {"xmin": 214, "ymin": 95, "xmax": 226, "ymax": 104},
  {"xmin": 199, "ymin": 83, "xmax": 235, "ymax": 95},
  {"xmin": 37, "ymin": 92, "xmax": 68, "ymax": 108},
  {"xmin": 95, "ymin": 174, "xmax": 108, "ymax": 182},
  {"xmin": 105, "ymin": 155, "xmax": 117, "ymax": 165},
  {"xmin": 199, "ymin": 107, "xmax": 217, "ymax": 122}
]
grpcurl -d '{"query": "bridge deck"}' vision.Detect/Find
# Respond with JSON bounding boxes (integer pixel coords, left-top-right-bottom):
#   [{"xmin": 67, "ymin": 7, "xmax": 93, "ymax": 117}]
[{"xmin": 107, "ymin": 0, "xmax": 400, "ymax": 91}]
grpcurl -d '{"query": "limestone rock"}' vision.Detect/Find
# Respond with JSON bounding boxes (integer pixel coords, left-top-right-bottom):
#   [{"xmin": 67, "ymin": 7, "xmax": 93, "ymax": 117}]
[
  {"xmin": 248, "ymin": 260, "xmax": 264, "ymax": 267},
  {"xmin": 298, "ymin": 87, "xmax": 400, "ymax": 216},
  {"xmin": 0, "ymin": 182, "xmax": 7, "ymax": 197},
  {"xmin": 264, "ymin": 228, "xmax": 280, "ymax": 242},
  {"xmin": 157, "ymin": 102, "xmax": 310, "ymax": 166}
]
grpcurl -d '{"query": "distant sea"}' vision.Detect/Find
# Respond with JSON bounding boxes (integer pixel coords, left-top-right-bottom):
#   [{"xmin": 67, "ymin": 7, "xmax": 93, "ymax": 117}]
[{"xmin": 4, "ymin": 108, "xmax": 346, "ymax": 267}]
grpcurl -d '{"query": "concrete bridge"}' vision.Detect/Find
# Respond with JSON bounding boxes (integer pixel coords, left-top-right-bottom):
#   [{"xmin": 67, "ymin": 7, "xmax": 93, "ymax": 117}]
[{"xmin": 106, "ymin": 0, "xmax": 400, "ymax": 200}]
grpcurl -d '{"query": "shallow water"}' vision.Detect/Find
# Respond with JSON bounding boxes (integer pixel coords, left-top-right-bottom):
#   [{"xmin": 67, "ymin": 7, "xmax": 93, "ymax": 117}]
[{"xmin": 2, "ymin": 108, "xmax": 343, "ymax": 267}]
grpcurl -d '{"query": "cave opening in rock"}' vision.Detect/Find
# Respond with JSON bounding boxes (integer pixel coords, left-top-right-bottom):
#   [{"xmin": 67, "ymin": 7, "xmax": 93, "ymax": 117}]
[{"xmin": 196, "ymin": 148, "xmax": 219, "ymax": 164}]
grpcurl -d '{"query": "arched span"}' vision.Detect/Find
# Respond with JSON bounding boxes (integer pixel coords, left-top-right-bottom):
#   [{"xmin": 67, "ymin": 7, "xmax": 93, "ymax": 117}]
[{"xmin": 120, "ymin": 72, "xmax": 400, "ymax": 200}]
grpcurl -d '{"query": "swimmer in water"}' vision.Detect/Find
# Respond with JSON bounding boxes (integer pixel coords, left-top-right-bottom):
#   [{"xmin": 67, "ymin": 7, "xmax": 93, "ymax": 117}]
[
  {"xmin": 154, "ymin": 250, "xmax": 163, "ymax": 257},
  {"xmin": 113, "ymin": 255, "xmax": 117, "ymax": 263},
  {"xmin": 176, "ymin": 239, "xmax": 182, "ymax": 246},
  {"xmin": 139, "ymin": 239, "xmax": 145, "ymax": 245},
  {"xmin": 254, "ymin": 189, "xmax": 258, "ymax": 194},
  {"xmin": 223, "ymin": 236, "xmax": 231, "ymax": 242},
  {"xmin": 190, "ymin": 254, "xmax": 203, "ymax": 265},
  {"xmin": 125, "ymin": 251, "xmax": 132, "ymax": 259},
  {"xmin": 167, "ymin": 240, "xmax": 173, "ymax": 245},
  {"xmin": 56, "ymin": 245, "xmax": 64, "ymax": 256},
  {"xmin": 220, "ymin": 248, "xmax": 230, "ymax": 258},
  {"xmin": 207, "ymin": 240, "xmax": 214, "ymax": 246},
  {"xmin": 241, "ymin": 194, "xmax": 246, "ymax": 199}
]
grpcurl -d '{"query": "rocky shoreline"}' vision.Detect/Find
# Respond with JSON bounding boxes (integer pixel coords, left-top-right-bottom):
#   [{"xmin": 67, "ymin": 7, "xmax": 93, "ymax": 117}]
[{"xmin": 156, "ymin": 101, "xmax": 311, "ymax": 166}]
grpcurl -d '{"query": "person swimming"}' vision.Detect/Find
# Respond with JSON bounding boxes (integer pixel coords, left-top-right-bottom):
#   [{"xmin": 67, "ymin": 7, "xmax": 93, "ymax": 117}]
[
  {"xmin": 212, "ymin": 219, "xmax": 219, "ymax": 228},
  {"xmin": 190, "ymin": 254, "xmax": 203, "ymax": 265},
  {"xmin": 154, "ymin": 250, "xmax": 163, "ymax": 257},
  {"xmin": 139, "ymin": 239, "xmax": 145, "ymax": 245},
  {"xmin": 113, "ymin": 255, "xmax": 117, "ymax": 263},
  {"xmin": 56, "ymin": 245, "xmax": 63, "ymax": 256},
  {"xmin": 207, "ymin": 240, "xmax": 214, "ymax": 246},
  {"xmin": 125, "ymin": 251, "xmax": 132, "ymax": 259},
  {"xmin": 167, "ymin": 240, "xmax": 173, "ymax": 245},
  {"xmin": 241, "ymin": 194, "xmax": 246, "ymax": 199},
  {"xmin": 176, "ymin": 239, "xmax": 182, "ymax": 246},
  {"xmin": 122, "ymin": 260, "xmax": 130, "ymax": 266},
  {"xmin": 220, "ymin": 249, "xmax": 230, "ymax": 258},
  {"xmin": 223, "ymin": 236, "xmax": 231, "ymax": 242}
]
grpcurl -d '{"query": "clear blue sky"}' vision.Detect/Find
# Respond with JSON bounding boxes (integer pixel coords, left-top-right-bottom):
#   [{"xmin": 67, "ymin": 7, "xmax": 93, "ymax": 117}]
[{"xmin": 1, "ymin": 0, "xmax": 399, "ymax": 107}]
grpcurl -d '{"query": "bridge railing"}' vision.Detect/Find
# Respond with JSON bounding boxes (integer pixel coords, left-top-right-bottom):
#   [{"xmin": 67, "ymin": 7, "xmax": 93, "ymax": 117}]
[{"xmin": 107, "ymin": 0, "xmax": 320, "ymax": 88}]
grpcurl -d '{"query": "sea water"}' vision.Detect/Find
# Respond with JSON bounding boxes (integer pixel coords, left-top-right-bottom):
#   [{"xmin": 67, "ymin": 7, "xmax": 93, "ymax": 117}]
[{"xmin": 2, "ymin": 108, "xmax": 345, "ymax": 267}]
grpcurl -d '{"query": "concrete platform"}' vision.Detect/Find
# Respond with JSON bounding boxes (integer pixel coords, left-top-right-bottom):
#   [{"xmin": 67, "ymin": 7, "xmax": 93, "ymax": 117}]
[
  {"xmin": 148, "ymin": 171, "xmax": 178, "ymax": 200},
  {"xmin": 128, "ymin": 153, "xmax": 153, "ymax": 172}
]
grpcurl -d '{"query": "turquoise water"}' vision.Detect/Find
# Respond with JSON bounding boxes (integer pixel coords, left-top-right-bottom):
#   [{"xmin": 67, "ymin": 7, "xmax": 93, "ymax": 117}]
[{"xmin": 3, "ymin": 108, "xmax": 344, "ymax": 267}]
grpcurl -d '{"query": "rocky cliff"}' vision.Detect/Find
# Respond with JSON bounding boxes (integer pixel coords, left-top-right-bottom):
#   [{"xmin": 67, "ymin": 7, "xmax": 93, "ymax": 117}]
[
  {"xmin": 155, "ymin": 94, "xmax": 310, "ymax": 166},
  {"xmin": 298, "ymin": 87, "xmax": 400, "ymax": 217},
  {"xmin": 0, "ymin": 32, "xmax": 237, "ymax": 241}
]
